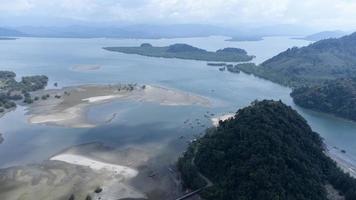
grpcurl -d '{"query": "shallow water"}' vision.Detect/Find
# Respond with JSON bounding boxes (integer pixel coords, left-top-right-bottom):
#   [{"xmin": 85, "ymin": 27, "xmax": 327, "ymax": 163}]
[{"xmin": 0, "ymin": 36, "xmax": 355, "ymax": 168}]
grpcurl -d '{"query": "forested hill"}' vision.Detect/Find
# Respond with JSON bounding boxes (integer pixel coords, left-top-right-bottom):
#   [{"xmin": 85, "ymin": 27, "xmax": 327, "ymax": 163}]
[
  {"xmin": 291, "ymin": 77, "xmax": 356, "ymax": 121},
  {"xmin": 178, "ymin": 100, "xmax": 356, "ymax": 200},
  {"xmin": 104, "ymin": 43, "xmax": 254, "ymax": 62},
  {"xmin": 237, "ymin": 32, "xmax": 356, "ymax": 87}
]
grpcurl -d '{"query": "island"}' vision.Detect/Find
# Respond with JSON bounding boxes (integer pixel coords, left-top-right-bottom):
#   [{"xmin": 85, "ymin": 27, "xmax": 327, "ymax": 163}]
[
  {"xmin": 178, "ymin": 100, "xmax": 356, "ymax": 200},
  {"xmin": 291, "ymin": 78, "xmax": 356, "ymax": 121},
  {"xmin": 104, "ymin": 43, "xmax": 254, "ymax": 62},
  {"xmin": 0, "ymin": 71, "xmax": 48, "ymax": 116}
]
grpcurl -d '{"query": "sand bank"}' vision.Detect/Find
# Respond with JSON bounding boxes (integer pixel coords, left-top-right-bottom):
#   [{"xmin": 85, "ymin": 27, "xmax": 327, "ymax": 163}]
[
  {"xmin": 50, "ymin": 153, "xmax": 138, "ymax": 178},
  {"xmin": 72, "ymin": 65, "xmax": 101, "ymax": 71},
  {"xmin": 83, "ymin": 95, "xmax": 119, "ymax": 103},
  {"xmin": 0, "ymin": 159, "xmax": 145, "ymax": 200},
  {"xmin": 27, "ymin": 84, "xmax": 211, "ymax": 128}
]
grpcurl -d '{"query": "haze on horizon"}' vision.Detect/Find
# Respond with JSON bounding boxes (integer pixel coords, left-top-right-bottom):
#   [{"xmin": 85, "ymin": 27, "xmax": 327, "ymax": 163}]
[{"xmin": 0, "ymin": 0, "xmax": 355, "ymax": 32}]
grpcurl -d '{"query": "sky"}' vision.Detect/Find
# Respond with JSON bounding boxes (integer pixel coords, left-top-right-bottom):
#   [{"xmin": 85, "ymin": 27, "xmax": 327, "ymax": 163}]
[{"xmin": 0, "ymin": 0, "xmax": 356, "ymax": 30}]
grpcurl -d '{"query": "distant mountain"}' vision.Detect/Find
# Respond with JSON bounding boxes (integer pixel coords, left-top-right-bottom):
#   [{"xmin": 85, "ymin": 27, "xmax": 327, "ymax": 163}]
[
  {"xmin": 251, "ymin": 24, "xmax": 315, "ymax": 36},
  {"xmin": 236, "ymin": 32, "xmax": 356, "ymax": 87},
  {"xmin": 119, "ymin": 24, "xmax": 234, "ymax": 38},
  {"xmin": 0, "ymin": 27, "xmax": 26, "ymax": 37},
  {"xmin": 5, "ymin": 24, "xmax": 316, "ymax": 39},
  {"xmin": 178, "ymin": 100, "xmax": 356, "ymax": 200},
  {"xmin": 14, "ymin": 26, "xmax": 132, "ymax": 38},
  {"xmin": 297, "ymin": 31, "xmax": 347, "ymax": 41},
  {"xmin": 13, "ymin": 24, "xmax": 235, "ymax": 39},
  {"xmin": 0, "ymin": 38, "xmax": 17, "ymax": 40},
  {"xmin": 227, "ymin": 24, "xmax": 317, "ymax": 42}
]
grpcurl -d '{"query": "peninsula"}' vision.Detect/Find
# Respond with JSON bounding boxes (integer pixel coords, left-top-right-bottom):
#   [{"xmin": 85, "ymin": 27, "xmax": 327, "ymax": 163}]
[
  {"xmin": 233, "ymin": 32, "xmax": 356, "ymax": 121},
  {"xmin": 178, "ymin": 100, "xmax": 356, "ymax": 200},
  {"xmin": 236, "ymin": 32, "xmax": 356, "ymax": 87}
]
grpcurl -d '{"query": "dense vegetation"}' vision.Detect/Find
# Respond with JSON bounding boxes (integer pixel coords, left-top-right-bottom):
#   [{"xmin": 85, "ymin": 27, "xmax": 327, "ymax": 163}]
[
  {"xmin": 236, "ymin": 32, "xmax": 356, "ymax": 87},
  {"xmin": 178, "ymin": 100, "xmax": 356, "ymax": 200},
  {"xmin": 233, "ymin": 32, "xmax": 356, "ymax": 121},
  {"xmin": 104, "ymin": 43, "xmax": 254, "ymax": 62},
  {"xmin": 0, "ymin": 71, "xmax": 48, "ymax": 112},
  {"xmin": 291, "ymin": 78, "xmax": 356, "ymax": 121}
]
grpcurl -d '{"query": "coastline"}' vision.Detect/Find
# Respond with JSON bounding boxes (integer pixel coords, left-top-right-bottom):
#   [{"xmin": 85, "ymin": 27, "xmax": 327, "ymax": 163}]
[
  {"xmin": 210, "ymin": 113, "xmax": 356, "ymax": 179},
  {"xmin": 326, "ymin": 145, "xmax": 356, "ymax": 178}
]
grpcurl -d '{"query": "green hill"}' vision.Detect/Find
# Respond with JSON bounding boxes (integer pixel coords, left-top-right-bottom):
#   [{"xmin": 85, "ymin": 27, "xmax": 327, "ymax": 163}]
[
  {"xmin": 104, "ymin": 43, "xmax": 254, "ymax": 62},
  {"xmin": 234, "ymin": 32, "xmax": 356, "ymax": 121},
  {"xmin": 178, "ymin": 100, "xmax": 356, "ymax": 200},
  {"xmin": 291, "ymin": 78, "xmax": 356, "ymax": 121}
]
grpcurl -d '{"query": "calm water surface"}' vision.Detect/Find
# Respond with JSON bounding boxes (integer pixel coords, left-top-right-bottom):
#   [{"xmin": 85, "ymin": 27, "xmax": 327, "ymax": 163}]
[{"xmin": 0, "ymin": 36, "xmax": 355, "ymax": 168}]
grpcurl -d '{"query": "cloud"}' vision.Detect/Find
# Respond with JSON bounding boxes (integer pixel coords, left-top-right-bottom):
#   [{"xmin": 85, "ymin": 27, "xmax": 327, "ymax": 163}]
[
  {"xmin": 0, "ymin": 0, "xmax": 355, "ymax": 29},
  {"xmin": 0, "ymin": 0, "xmax": 33, "ymax": 13}
]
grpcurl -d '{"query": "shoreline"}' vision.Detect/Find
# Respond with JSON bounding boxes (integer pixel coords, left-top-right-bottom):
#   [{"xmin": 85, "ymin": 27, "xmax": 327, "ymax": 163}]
[{"xmin": 326, "ymin": 145, "xmax": 356, "ymax": 178}]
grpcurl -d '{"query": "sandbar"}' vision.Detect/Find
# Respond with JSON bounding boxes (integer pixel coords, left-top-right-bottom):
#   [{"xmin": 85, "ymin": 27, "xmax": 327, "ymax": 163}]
[
  {"xmin": 50, "ymin": 153, "xmax": 138, "ymax": 178},
  {"xmin": 27, "ymin": 84, "xmax": 211, "ymax": 128}
]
